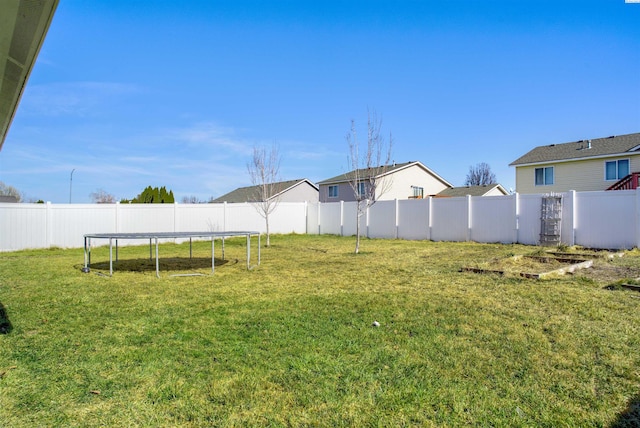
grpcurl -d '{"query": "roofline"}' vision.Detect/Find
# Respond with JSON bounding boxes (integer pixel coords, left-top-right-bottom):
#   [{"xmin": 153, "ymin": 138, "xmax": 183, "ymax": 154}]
[
  {"xmin": 318, "ymin": 161, "xmax": 453, "ymax": 187},
  {"xmin": 1, "ymin": 0, "xmax": 59, "ymax": 151},
  {"xmin": 269, "ymin": 178, "xmax": 318, "ymax": 200},
  {"xmin": 510, "ymin": 151, "xmax": 640, "ymax": 168}
]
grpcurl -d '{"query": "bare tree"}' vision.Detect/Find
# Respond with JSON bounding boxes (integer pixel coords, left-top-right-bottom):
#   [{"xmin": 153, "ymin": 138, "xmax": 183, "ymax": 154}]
[
  {"xmin": 0, "ymin": 181, "xmax": 24, "ymax": 202},
  {"xmin": 347, "ymin": 110, "xmax": 393, "ymax": 254},
  {"xmin": 465, "ymin": 162, "xmax": 496, "ymax": 186},
  {"xmin": 181, "ymin": 195, "xmax": 201, "ymax": 204},
  {"xmin": 90, "ymin": 189, "xmax": 116, "ymax": 203},
  {"xmin": 247, "ymin": 144, "xmax": 281, "ymax": 247}
]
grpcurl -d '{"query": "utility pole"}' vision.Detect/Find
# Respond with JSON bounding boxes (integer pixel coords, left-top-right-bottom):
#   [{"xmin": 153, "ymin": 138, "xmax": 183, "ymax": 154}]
[{"xmin": 69, "ymin": 168, "xmax": 75, "ymax": 203}]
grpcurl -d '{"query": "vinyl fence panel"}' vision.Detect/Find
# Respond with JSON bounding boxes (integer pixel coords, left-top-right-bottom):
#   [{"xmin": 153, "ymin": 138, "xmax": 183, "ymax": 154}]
[
  {"xmin": 515, "ymin": 194, "xmax": 543, "ymax": 246},
  {"xmin": 318, "ymin": 201, "xmax": 342, "ymax": 235},
  {"xmin": 0, "ymin": 203, "xmax": 48, "ymax": 250},
  {"xmin": 51, "ymin": 204, "xmax": 117, "ymax": 248},
  {"xmin": 397, "ymin": 198, "xmax": 430, "ymax": 240},
  {"xmin": 469, "ymin": 194, "xmax": 516, "ymax": 244},
  {"xmin": 430, "ymin": 197, "xmax": 468, "ymax": 242},
  {"xmin": 342, "ymin": 202, "xmax": 359, "ymax": 237},
  {"xmin": 574, "ymin": 190, "xmax": 637, "ymax": 249},
  {"xmin": 267, "ymin": 202, "xmax": 309, "ymax": 234},
  {"xmin": 368, "ymin": 200, "xmax": 397, "ymax": 239},
  {"xmin": 175, "ymin": 204, "xmax": 226, "ymax": 232},
  {"xmin": 306, "ymin": 203, "xmax": 319, "ymax": 235}
]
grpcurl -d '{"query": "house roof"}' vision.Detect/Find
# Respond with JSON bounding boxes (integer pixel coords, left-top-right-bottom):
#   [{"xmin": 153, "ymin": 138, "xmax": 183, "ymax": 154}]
[
  {"xmin": 510, "ymin": 133, "xmax": 640, "ymax": 167},
  {"xmin": 0, "ymin": 195, "xmax": 18, "ymax": 203},
  {"xmin": 317, "ymin": 161, "xmax": 452, "ymax": 187},
  {"xmin": 437, "ymin": 184, "xmax": 509, "ymax": 197},
  {"xmin": 211, "ymin": 178, "xmax": 318, "ymax": 203},
  {"xmin": 1, "ymin": 0, "xmax": 59, "ymax": 151}
]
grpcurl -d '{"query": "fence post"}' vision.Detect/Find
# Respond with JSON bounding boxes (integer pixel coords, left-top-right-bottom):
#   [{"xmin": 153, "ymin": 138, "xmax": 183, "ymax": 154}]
[
  {"xmin": 173, "ymin": 202, "xmax": 178, "ymax": 233},
  {"xmin": 223, "ymin": 201, "xmax": 227, "ymax": 232},
  {"xmin": 340, "ymin": 200, "xmax": 344, "ymax": 236},
  {"xmin": 513, "ymin": 192, "xmax": 519, "ymax": 244},
  {"xmin": 115, "ymin": 201, "xmax": 120, "ymax": 232},
  {"xmin": 568, "ymin": 190, "xmax": 576, "ymax": 246},
  {"xmin": 466, "ymin": 195, "xmax": 472, "ymax": 242},
  {"xmin": 636, "ymin": 188, "xmax": 640, "ymax": 249},
  {"xmin": 427, "ymin": 196, "xmax": 432, "ymax": 241},
  {"xmin": 395, "ymin": 199, "xmax": 399, "ymax": 239},
  {"xmin": 46, "ymin": 201, "xmax": 52, "ymax": 248}
]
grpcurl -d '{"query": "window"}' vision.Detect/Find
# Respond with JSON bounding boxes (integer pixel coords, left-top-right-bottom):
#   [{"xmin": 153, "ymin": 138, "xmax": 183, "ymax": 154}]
[
  {"xmin": 357, "ymin": 182, "xmax": 365, "ymax": 197},
  {"xmin": 411, "ymin": 186, "xmax": 424, "ymax": 199},
  {"xmin": 605, "ymin": 159, "xmax": 630, "ymax": 181},
  {"xmin": 535, "ymin": 167, "xmax": 554, "ymax": 186},
  {"xmin": 328, "ymin": 185, "xmax": 338, "ymax": 198}
]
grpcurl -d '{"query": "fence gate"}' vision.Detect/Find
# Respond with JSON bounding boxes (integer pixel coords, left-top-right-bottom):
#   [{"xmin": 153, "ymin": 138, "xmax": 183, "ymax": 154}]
[{"xmin": 540, "ymin": 194, "xmax": 562, "ymax": 246}]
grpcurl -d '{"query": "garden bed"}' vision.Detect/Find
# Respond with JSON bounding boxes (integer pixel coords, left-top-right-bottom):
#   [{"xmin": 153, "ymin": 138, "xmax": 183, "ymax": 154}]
[{"xmin": 461, "ymin": 253, "xmax": 595, "ymax": 279}]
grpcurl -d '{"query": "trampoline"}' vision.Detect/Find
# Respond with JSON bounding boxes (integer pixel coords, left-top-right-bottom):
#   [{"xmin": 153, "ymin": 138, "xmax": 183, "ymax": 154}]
[{"xmin": 83, "ymin": 231, "xmax": 260, "ymax": 278}]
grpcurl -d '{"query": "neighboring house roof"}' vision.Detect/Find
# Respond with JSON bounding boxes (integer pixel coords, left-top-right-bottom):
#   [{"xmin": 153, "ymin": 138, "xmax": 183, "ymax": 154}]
[
  {"xmin": 437, "ymin": 184, "xmax": 509, "ymax": 197},
  {"xmin": 510, "ymin": 133, "xmax": 640, "ymax": 166},
  {"xmin": 0, "ymin": 195, "xmax": 18, "ymax": 203},
  {"xmin": 211, "ymin": 178, "xmax": 318, "ymax": 203},
  {"xmin": 1, "ymin": 0, "xmax": 59, "ymax": 150},
  {"xmin": 317, "ymin": 161, "xmax": 452, "ymax": 187}
]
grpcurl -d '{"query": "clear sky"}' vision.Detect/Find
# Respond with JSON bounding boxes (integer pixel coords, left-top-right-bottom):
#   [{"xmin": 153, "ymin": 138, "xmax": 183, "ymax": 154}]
[{"xmin": 1, "ymin": 0, "xmax": 639, "ymax": 203}]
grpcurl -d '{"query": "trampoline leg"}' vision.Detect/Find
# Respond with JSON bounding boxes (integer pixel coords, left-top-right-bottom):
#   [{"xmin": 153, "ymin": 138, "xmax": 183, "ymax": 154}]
[
  {"xmin": 109, "ymin": 238, "xmax": 113, "ymax": 276},
  {"xmin": 258, "ymin": 234, "xmax": 261, "ymax": 265},
  {"xmin": 83, "ymin": 237, "xmax": 88, "ymax": 269},
  {"xmin": 155, "ymin": 238, "xmax": 160, "ymax": 278},
  {"xmin": 211, "ymin": 237, "xmax": 215, "ymax": 274}
]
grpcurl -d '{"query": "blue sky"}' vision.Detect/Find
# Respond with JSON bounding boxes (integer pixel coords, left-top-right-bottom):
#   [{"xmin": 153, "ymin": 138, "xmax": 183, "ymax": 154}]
[{"xmin": 1, "ymin": 0, "xmax": 639, "ymax": 203}]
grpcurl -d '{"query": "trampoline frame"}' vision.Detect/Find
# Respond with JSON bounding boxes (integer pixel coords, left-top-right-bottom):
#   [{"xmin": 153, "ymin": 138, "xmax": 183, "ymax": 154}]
[{"xmin": 83, "ymin": 231, "xmax": 260, "ymax": 278}]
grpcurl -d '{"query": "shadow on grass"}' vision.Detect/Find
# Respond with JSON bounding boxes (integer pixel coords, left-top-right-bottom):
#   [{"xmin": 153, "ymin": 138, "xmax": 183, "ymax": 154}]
[
  {"xmin": 610, "ymin": 395, "xmax": 640, "ymax": 427},
  {"xmin": 0, "ymin": 302, "xmax": 12, "ymax": 334},
  {"xmin": 87, "ymin": 256, "xmax": 233, "ymax": 274}
]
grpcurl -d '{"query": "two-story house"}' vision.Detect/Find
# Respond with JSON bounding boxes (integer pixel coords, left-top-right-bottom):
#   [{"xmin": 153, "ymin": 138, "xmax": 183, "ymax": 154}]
[
  {"xmin": 510, "ymin": 133, "xmax": 640, "ymax": 194},
  {"xmin": 317, "ymin": 161, "xmax": 452, "ymax": 203}
]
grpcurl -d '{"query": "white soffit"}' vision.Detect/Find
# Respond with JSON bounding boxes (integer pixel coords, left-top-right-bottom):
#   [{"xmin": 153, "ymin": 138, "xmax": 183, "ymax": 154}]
[{"xmin": 0, "ymin": 0, "xmax": 58, "ymax": 151}]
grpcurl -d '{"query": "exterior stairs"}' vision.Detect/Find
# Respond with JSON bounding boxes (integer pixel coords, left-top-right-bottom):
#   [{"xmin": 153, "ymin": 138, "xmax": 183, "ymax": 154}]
[{"xmin": 607, "ymin": 172, "xmax": 640, "ymax": 190}]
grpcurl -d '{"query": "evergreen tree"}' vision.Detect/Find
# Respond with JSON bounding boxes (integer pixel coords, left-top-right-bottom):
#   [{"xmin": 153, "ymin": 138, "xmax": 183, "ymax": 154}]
[{"xmin": 126, "ymin": 186, "xmax": 175, "ymax": 203}]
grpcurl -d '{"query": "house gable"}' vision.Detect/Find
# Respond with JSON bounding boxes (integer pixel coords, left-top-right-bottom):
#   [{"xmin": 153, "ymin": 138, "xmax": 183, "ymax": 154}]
[
  {"xmin": 212, "ymin": 179, "xmax": 318, "ymax": 203},
  {"xmin": 318, "ymin": 161, "xmax": 452, "ymax": 202}
]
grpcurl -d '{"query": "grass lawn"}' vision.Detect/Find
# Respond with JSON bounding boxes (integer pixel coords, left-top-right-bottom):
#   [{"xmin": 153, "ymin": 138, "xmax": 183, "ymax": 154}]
[{"xmin": 1, "ymin": 234, "xmax": 640, "ymax": 427}]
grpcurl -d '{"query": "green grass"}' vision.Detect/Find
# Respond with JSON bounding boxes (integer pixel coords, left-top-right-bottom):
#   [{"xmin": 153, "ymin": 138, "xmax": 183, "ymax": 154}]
[{"xmin": 1, "ymin": 235, "xmax": 640, "ymax": 427}]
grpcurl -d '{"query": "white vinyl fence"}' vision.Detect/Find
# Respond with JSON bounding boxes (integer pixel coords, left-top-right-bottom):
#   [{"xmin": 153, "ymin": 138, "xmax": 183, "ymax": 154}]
[
  {"xmin": 2, "ymin": 190, "xmax": 640, "ymax": 251},
  {"xmin": 316, "ymin": 190, "xmax": 640, "ymax": 250},
  {"xmin": 0, "ymin": 202, "xmax": 313, "ymax": 251}
]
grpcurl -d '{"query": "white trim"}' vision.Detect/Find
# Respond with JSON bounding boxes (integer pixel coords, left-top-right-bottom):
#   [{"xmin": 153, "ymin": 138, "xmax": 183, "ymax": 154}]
[{"xmin": 512, "ymin": 151, "xmax": 640, "ymax": 168}]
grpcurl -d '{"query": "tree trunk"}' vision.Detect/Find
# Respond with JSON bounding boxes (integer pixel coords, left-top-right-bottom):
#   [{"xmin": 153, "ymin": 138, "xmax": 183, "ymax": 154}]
[
  {"xmin": 354, "ymin": 201, "xmax": 363, "ymax": 254},
  {"xmin": 266, "ymin": 214, "xmax": 271, "ymax": 247}
]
